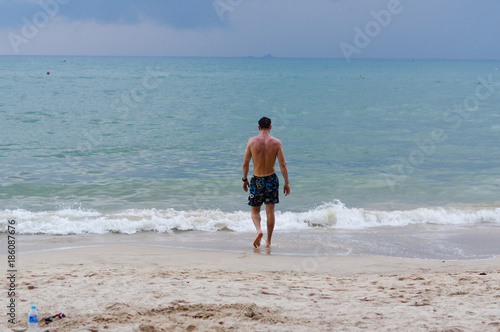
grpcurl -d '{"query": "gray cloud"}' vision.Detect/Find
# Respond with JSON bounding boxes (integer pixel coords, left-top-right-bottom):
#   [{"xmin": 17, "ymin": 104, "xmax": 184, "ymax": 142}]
[
  {"xmin": 1, "ymin": 0, "xmax": 499, "ymax": 59},
  {"xmin": 0, "ymin": 0, "xmax": 223, "ymax": 29}
]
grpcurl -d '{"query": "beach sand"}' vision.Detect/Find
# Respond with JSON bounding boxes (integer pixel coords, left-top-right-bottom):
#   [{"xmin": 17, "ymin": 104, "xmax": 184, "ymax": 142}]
[{"xmin": 4, "ymin": 245, "xmax": 500, "ymax": 331}]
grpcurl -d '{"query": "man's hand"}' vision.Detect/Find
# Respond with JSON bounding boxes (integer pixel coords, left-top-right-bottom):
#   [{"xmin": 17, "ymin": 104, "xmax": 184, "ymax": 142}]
[
  {"xmin": 283, "ymin": 183, "xmax": 291, "ymax": 196},
  {"xmin": 243, "ymin": 181, "xmax": 249, "ymax": 192}
]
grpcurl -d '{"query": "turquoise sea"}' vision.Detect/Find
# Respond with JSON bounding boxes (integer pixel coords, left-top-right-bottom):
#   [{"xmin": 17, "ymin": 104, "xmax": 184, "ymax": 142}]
[{"xmin": 1, "ymin": 56, "xmax": 500, "ymax": 259}]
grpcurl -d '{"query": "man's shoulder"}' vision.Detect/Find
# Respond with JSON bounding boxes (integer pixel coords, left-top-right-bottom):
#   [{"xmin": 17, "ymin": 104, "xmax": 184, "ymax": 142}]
[
  {"xmin": 247, "ymin": 136, "xmax": 260, "ymax": 144},
  {"xmin": 270, "ymin": 136, "xmax": 282, "ymax": 145}
]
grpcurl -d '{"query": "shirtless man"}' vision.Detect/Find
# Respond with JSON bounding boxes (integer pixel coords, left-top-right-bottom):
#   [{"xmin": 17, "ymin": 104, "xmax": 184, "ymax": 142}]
[{"xmin": 242, "ymin": 117, "xmax": 291, "ymax": 248}]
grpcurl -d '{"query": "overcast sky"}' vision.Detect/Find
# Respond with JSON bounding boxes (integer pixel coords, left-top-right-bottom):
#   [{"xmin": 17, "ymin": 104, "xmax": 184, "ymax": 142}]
[{"xmin": 0, "ymin": 0, "xmax": 499, "ymax": 59}]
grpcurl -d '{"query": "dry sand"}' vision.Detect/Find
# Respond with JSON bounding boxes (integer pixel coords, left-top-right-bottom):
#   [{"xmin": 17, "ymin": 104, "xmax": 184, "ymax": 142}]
[{"xmin": 3, "ymin": 245, "xmax": 500, "ymax": 331}]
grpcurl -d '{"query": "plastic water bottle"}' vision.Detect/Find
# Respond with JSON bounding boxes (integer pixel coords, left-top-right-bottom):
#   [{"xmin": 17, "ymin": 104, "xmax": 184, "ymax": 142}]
[{"xmin": 28, "ymin": 306, "xmax": 39, "ymax": 331}]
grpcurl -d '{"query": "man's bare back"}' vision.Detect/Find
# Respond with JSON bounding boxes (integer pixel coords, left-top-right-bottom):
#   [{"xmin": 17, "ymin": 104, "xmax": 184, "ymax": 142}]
[{"xmin": 246, "ymin": 134, "xmax": 282, "ymax": 177}]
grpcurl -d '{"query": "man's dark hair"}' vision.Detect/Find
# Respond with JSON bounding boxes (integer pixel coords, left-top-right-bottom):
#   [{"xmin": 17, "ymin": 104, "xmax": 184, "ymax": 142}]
[{"xmin": 258, "ymin": 117, "xmax": 271, "ymax": 129}]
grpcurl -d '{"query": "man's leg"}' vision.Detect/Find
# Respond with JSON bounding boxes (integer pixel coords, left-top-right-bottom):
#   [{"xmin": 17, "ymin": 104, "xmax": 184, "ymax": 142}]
[
  {"xmin": 251, "ymin": 205, "xmax": 263, "ymax": 248},
  {"xmin": 265, "ymin": 204, "xmax": 275, "ymax": 248}
]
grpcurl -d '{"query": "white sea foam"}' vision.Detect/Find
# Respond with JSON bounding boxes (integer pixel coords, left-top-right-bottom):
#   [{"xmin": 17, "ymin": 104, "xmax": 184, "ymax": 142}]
[{"xmin": 1, "ymin": 201, "xmax": 499, "ymax": 235}]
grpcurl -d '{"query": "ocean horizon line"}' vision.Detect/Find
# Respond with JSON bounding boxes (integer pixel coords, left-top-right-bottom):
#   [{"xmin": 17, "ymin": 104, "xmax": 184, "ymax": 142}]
[{"xmin": 1, "ymin": 54, "xmax": 499, "ymax": 62}]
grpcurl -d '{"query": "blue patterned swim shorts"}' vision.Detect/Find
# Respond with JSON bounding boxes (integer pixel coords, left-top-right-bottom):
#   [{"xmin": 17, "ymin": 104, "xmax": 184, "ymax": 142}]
[{"xmin": 248, "ymin": 173, "xmax": 279, "ymax": 206}]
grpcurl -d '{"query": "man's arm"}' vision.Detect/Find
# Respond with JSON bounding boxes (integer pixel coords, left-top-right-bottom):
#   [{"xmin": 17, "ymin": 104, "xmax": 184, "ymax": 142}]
[
  {"xmin": 242, "ymin": 141, "xmax": 252, "ymax": 192},
  {"xmin": 277, "ymin": 142, "xmax": 290, "ymax": 196}
]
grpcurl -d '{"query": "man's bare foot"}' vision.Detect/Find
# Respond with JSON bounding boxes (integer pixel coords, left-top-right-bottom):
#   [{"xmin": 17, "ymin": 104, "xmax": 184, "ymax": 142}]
[
  {"xmin": 265, "ymin": 240, "xmax": 271, "ymax": 248},
  {"xmin": 253, "ymin": 232, "xmax": 263, "ymax": 248}
]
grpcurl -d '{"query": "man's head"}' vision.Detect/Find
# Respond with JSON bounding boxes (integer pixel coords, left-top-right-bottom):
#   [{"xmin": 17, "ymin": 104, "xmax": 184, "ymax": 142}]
[{"xmin": 258, "ymin": 117, "xmax": 271, "ymax": 130}]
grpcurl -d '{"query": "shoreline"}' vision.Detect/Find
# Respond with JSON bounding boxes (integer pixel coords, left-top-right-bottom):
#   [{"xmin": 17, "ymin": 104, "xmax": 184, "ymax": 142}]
[
  {"xmin": 4, "ymin": 245, "xmax": 500, "ymax": 331},
  {"xmin": 5, "ymin": 240, "xmax": 500, "ymax": 262},
  {"xmin": 11, "ymin": 244, "xmax": 500, "ymax": 274},
  {"xmin": 9, "ymin": 225, "xmax": 500, "ymax": 261}
]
